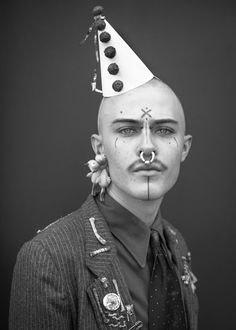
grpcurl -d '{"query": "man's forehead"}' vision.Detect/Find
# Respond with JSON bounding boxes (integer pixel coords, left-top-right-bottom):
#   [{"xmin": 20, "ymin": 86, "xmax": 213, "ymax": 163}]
[
  {"xmin": 97, "ymin": 79, "xmax": 186, "ymax": 133},
  {"xmin": 100, "ymin": 84, "xmax": 182, "ymax": 120}
]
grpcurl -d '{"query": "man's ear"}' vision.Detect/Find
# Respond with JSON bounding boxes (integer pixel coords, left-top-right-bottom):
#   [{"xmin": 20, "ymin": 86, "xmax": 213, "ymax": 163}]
[
  {"xmin": 181, "ymin": 134, "xmax": 193, "ymax": 162},
  {"xmin": 91, "ymin": 134, "xmax": 104, "ymax": 155}
]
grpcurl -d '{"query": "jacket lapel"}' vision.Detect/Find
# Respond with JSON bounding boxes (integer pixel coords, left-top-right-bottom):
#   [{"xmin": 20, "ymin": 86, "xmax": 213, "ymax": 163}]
[
  {"xmin": 81, "ymin": 195, "xmax": 142, "ymax": 330},
  {"xmin": 162, "ymin": 220, "xmax": 198, "ymax": 330}
]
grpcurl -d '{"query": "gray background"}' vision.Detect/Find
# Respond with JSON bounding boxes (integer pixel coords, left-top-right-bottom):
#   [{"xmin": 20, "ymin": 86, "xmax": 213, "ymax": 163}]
[{"xmin": 2, "ymin": 0, "xmax": 236, "ymax": 329}]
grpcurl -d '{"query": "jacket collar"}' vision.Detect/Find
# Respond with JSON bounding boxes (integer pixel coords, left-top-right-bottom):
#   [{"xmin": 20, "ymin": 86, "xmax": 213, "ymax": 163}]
[
  {"xmin": 81, "ymin": 194, "xmax": 183, "ymax": 277},
  {"xmin": 81, "ymin": 194, "xmax": 118, "ymax": 277}
]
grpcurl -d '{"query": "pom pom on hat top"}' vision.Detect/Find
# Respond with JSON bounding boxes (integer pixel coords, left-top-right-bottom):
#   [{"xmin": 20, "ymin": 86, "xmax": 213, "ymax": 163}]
[{"xmin": 82, "ymin": 5, "xmax": 154, "ymax": 97}]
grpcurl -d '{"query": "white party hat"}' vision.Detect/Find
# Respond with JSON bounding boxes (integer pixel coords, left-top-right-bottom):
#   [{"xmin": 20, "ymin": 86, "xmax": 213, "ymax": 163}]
[{"xmin": 85, "ymin": 6, "xmax": 154, "ymax": 97}]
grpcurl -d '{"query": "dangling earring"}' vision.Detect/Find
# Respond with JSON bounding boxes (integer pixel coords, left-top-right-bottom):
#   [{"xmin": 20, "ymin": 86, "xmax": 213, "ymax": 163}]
[{"xmin": 86, "ymin": 154, "xmax": 111, "ymax": 201}]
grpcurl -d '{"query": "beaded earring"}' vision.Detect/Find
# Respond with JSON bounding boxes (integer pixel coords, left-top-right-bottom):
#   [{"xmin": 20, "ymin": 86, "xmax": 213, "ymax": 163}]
[{"xmin": 86, "ymin": 154, "xmax": 111, "ymax": 201}]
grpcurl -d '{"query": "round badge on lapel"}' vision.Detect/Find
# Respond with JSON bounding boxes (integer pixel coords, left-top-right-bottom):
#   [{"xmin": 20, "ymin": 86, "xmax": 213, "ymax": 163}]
[{"xmin": 103, "ymin": 293, "xmax": 121, "ymax": 311}]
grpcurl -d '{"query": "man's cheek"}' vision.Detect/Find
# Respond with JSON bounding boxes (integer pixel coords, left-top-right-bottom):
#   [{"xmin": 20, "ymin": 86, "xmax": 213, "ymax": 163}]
[
  {"xmin": 166, "ymin": 136, "xmax": 182, "ymax": 149},
  {"xmin": 113, "ymin": 136, "xmax": 130, "ymax": 149},
  {"xmin": 105, "ymin": 138, "xmax": 122, "ymax": 156},
  {"xmin": 164, "ymin": 139, "xmax": 183, "ymax": 162}
]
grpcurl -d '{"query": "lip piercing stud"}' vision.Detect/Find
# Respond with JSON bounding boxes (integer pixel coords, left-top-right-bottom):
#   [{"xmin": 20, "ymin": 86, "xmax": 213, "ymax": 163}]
[{"xmin": 140, "ymin": 151, "xmax": 155, "ymax": 165}]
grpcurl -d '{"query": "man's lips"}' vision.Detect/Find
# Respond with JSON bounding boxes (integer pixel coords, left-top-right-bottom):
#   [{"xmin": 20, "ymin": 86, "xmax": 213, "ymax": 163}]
[{"xmin": 133, "ymin": 163, "xmax": 165, "ymax": 172}]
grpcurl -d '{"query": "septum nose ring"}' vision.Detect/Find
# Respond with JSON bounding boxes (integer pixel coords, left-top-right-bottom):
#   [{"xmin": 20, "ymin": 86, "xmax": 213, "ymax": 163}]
[{"xmin": 140, "ymin": 151, "xmax": 155, "ymax": 165}]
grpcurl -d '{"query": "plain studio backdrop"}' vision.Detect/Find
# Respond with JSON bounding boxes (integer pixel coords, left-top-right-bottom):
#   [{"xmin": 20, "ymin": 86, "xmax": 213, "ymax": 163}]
[{"xmin": 1, "ymin": 0, "xmax": 236, "ymax": 329}]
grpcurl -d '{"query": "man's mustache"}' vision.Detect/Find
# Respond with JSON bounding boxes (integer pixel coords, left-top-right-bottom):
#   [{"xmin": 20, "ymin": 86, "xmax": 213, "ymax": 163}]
[{"xmin": 128, "ymin": 159, "xmax": 168, "ymax": 172}]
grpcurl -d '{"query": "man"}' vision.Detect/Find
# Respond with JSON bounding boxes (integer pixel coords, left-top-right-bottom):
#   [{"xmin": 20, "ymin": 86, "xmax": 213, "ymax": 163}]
[{"xmin": 9, "ymin": 6, "xmax": 198, "ymax": 330}]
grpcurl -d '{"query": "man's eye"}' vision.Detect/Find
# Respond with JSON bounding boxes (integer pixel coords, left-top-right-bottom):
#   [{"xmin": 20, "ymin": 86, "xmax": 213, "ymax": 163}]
[
  {"xmin": 155, "ymin": 127, "xmax": 174, "ymax": 135},
  {"xmin": 118, "ymin": 127, "xmax": 137, "ymax": 136}
]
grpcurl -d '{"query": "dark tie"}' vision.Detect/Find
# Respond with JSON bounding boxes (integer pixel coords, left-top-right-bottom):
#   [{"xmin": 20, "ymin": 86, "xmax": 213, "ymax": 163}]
[{"xmin": 148, "ymin": 230, "xmax": 188, "ymax": 330}]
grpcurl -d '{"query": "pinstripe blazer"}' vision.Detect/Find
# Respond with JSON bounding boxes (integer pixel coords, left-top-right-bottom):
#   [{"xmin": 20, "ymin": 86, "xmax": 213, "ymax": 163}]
[{"xmin": 9, "ymin": 195, "xmax": 198, "ymax": 330}]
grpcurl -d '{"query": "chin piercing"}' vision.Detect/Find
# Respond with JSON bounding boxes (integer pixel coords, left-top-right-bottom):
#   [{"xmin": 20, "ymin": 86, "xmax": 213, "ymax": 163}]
[{"xmin": 140, "ymin": 151, "xmax": 155, "ymax": 165}]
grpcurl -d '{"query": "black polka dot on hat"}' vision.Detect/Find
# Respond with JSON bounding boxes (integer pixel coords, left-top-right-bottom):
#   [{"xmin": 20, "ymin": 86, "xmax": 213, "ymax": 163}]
[
  {"xmin": 100, "ymin": 32, "xmax": 111, "ymax": 43},
  {"xmin": 108, "ymin": 63, "xmax": 119, "ymax": 75},
  {"xmin": 104, "ymin": 46, "xmax": 116, "ymax": 58},
  {"xmin": 112, "ymin": 80, "xmax": 123, "ymax": 92},
  {"xmin": 95, "ymin": 19, "xmax": 106, "ymax": 31}
]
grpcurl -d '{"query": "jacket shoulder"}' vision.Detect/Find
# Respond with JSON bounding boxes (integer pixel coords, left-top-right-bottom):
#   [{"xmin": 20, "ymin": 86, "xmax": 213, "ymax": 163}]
[
  {"xmin": 15, "ymin": 208, "xmax": 84, "ymax": 274},
  {"xmin": 35, "ymin": 207, "xmax": 84, "ymax": 240},
  {"xmin": 17, "ymin": 195, "xmax": 101, "ymax": 263},
  {"xmin": 17, "ymin": 197, "xmax": 96, "ymax": 267}
]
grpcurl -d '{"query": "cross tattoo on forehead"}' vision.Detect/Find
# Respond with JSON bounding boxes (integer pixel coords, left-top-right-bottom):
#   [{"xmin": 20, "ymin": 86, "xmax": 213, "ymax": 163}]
[{"xmin": 141, "ymin": 107, "xmax": 152, "ymax": 118}]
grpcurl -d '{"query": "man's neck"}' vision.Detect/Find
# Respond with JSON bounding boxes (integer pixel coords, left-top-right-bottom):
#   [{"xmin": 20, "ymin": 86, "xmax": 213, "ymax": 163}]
[{"xmin": 107, "ymin": 186, "xmax": 163, "ymax": 227}]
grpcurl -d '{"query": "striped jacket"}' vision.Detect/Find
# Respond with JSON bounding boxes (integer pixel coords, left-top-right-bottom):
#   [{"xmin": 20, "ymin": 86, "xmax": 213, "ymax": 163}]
[{"xmin": 9, "ymin": 195, "xmax": 198, "ymax": 329}]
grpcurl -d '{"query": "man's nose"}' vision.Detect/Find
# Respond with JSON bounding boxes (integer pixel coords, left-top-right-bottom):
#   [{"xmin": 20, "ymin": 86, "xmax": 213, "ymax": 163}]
[{"xmin": 138, "ymin": 127, "xmax": 157, "ymax": 157}]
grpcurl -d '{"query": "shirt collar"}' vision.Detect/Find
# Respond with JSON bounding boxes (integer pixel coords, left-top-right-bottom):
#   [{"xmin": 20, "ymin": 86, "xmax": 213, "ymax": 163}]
[{"xmin": 96, "ymin": 193, "xmax": 164, "ymax": 268}]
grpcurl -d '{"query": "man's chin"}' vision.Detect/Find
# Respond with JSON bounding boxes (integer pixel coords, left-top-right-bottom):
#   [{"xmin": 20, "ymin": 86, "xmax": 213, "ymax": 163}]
[
  {"xmin": 109, "ymin": 181, "xmax": 166, "ymax": 202},
  {"xmin": 128, "ymin": 189, "xmax": 165, "ymax": 202},
  {"xmin": 138, "ymin": 193, "xmax": 164, "ymax": 202}
]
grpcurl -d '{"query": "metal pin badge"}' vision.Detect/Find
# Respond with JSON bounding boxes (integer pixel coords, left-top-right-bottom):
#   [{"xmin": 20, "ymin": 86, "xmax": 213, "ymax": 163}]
[
  {"xmin": 103, "ymin": 293, "xmax": 121, "ymax": 311},
  {"xmin": 99, "ymin": 276, "xmax": 109, "ymax": 288},
  {"xmin": 181, "ymin": 255, "xmax": 197, "ymax": 293},
  {"xmin": 89, "ymin": 216, "xmax": 107, "ymax": 245},
  {"xmin": 89, "ymin": 246, "xmax": 111, "ymax": 257}
]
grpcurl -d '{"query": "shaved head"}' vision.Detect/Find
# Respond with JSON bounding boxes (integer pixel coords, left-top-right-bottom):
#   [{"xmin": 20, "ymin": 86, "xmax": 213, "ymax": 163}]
[{"xmin": 97, "ymin": 78, "xmax": 186, "ymax": 136}]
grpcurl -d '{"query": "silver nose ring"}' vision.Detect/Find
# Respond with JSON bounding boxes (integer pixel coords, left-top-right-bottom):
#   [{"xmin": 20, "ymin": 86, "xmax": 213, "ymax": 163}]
[{"xmin": 140, "ymin": 151, "xmax": 155, "ymax": 165}]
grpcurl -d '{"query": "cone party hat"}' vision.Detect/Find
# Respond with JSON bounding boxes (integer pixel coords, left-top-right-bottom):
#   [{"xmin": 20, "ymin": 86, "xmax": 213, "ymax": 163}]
[{"xmin": 84, "ymin": 6, "xmax": 155, "ymax": 97}]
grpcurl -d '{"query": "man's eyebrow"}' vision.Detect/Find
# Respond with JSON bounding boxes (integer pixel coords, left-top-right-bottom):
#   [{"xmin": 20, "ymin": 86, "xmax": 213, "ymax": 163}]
[
  {"xmin": 151, "ymin": 119, "xmax": 179, "ymax": 125},
  {"xmin": 111, "ymin": 118, "xmax": 179, "ymax": 125},
  {"xmin": 111, "ymin": 119, "xmax": 140, "ymax": 125}
]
